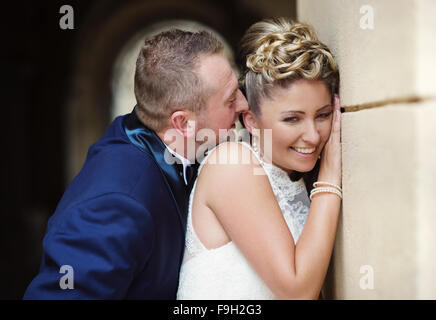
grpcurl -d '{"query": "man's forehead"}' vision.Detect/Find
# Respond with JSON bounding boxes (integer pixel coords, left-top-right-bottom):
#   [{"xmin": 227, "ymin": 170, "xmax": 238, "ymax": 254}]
[
  {"xmin": 198, "ymin": 54, "xmax": 232, "ymax": 79},
  {"xmin": 228, "ymin": 76, "xmax": 240, "ymax": 100},
  {"xmin": 224, "ymin": 68, "xmax": 238, "ymax": 91}
]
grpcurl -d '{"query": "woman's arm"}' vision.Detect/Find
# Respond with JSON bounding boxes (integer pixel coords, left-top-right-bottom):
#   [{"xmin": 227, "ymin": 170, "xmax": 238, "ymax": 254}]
[
  {"xmin": 203, "ymin": 96, "xmax": 342, "ymax": 299},
  {"xmin": 292, "ymin": 94, "xmax": 343, "ymax": 298}
]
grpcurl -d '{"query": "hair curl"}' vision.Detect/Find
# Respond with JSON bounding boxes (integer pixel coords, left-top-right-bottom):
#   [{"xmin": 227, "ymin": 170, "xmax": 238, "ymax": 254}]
[{"xmin": 239, "ymin": 18, "xmax": 339, "ymax": 115}]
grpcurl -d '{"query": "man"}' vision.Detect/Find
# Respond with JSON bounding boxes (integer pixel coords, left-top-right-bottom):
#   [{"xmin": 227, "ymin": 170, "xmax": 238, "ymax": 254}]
[{"xmin": 23, "ymin": 29, "xmax": 248, "ymax": 299}]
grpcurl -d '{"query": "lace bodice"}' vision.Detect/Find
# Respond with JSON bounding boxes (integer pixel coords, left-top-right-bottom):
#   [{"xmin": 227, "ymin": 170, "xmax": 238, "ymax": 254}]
[{"xmin": 177, "ymin": 141, "xmax": 310, "ymax": 300}]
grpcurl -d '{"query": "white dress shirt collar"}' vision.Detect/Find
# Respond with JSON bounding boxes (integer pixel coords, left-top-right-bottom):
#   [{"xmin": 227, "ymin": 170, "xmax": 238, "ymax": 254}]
[{"xmin": 164, "ymin": 145, "xmax": 192, "ymax": 185}]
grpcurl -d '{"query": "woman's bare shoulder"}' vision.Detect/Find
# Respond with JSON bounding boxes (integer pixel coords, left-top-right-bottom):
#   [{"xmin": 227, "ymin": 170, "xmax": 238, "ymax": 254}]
[
  {"xmin": 203, "ymin": 141, "xmax": 259, "ymax": 167},
  {"xmin": 197, "ymin": 141, "xmax": 273, "ymax": 207}
]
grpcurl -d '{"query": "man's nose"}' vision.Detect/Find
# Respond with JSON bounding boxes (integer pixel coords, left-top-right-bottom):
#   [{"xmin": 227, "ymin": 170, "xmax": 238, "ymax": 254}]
[{"xmin": 235, "ymin": 89, "xmax": 249, "ymax": 113}]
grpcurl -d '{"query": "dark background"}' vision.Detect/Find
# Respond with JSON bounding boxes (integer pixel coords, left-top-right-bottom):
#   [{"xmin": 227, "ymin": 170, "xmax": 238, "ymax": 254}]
[{"xmin": 1, "ymin": 0, "xmax": 296, "ymax": 299}]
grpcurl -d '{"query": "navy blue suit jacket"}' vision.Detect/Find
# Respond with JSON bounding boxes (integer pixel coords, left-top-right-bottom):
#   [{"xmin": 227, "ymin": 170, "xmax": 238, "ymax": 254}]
[{"xmin": 24, "ymin": 111, "xmax": 191, "ymax": 299}]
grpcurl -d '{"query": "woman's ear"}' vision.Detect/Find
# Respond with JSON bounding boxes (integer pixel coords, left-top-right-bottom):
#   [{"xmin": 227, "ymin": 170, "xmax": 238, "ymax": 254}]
[
  {"xmin": 242, "ymin": 111, "xmax": 259, "ymax": 135},
  {"xmin": 170, "ymin": 110, "xmax": 196, "ymax": 138}
]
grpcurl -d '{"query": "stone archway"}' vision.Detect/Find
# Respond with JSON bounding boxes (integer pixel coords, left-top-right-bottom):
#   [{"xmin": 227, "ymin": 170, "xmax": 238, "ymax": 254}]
[{"xmin": 65, "ymin": 0, "xmax": 259, "ymax": 182}]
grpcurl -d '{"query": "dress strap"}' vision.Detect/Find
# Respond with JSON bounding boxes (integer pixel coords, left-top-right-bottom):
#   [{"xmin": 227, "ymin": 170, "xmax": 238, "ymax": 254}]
[{"xmin": 183, "ymin": 141, "xmax": 263, "ymax": 262}]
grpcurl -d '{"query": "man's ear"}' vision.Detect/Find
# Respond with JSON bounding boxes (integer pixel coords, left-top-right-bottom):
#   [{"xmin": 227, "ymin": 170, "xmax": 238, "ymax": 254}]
[
  {"xmin": 242, "ymin": 111, "xmax": 259, "ymax": 136},
  {"xmin": 170, "ymin": 110, "xmax": 196, "ymax": 138}
]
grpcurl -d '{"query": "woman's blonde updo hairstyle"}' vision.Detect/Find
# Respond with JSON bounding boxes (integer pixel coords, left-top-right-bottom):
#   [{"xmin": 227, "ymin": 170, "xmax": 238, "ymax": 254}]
[{"xmin": 239, "ymin": 18, "xmax": 339, "ymax": 115}]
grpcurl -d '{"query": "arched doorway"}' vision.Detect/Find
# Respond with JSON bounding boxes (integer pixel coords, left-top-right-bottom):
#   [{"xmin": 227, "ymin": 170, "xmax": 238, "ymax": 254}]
[{"xmin": 65, "ymin": 0, "xmax": 260, "ymax": 182}]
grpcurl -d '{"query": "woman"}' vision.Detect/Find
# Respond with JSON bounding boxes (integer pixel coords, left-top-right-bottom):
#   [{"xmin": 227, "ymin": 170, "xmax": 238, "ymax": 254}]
[{"xmin": 177, "ymin": 18, "xmax": 341, "ymax": 299}]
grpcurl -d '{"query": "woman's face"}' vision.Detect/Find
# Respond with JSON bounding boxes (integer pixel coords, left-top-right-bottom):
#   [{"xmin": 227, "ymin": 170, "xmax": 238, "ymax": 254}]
[{"xmin": 247, "ymin": 79, "xmax": 333, "ymax": 174}]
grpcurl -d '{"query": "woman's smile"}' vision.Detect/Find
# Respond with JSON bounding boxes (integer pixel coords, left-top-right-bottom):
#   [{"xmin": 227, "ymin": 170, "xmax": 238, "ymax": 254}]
[
  {"xmin": 291, "ymin": 146, "xmax": 316, "ymax": 153},
  {"xmin": 290, "ymin": 146, "xmax": 317, "ymax": 158}
]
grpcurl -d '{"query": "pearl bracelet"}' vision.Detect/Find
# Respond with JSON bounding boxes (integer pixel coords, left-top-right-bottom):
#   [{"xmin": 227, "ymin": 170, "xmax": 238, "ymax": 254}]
[
  {"xmin": 313, "ymin": 181, "xmax": 342, "ymax": 192},
  {"xmin": 310, "ymin": 187, "xmax": 343, "ymax": 200}
]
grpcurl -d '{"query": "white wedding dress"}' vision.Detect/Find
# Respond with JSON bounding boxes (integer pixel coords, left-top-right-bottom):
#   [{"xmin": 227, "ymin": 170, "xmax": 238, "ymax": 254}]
[{"xmin": 176, "ymin": 141, "xmax": 311, "ymax": 300}]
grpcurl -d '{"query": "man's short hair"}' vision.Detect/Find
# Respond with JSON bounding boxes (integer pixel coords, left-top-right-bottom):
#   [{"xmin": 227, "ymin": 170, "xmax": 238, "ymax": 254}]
[{"xmin": 134, "ymin": 29, "xmax": 224, "ymax": 132}]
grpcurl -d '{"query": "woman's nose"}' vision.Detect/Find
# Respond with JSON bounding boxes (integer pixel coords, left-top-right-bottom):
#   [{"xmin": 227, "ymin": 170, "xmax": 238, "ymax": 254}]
[{"xmin": 302, "ymin": 121, "xmax": 321, "ymax": 145}]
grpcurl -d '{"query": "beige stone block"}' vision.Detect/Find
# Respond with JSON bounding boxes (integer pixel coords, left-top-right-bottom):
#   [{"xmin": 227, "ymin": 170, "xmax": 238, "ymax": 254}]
[
  {"xmin": 322, "ymin": 101, "xmax": 436, "ymax": 299},
  {"xmin": 416, "ymin": 0, "xmax": 436, "ymax": 97},
  {"xmin": 415, "ymin": 100, "xmax": 436, "ymax": 299},
  {"xmin": 297, "ymin": 0, "xmax": 436, "ymax": 105}
]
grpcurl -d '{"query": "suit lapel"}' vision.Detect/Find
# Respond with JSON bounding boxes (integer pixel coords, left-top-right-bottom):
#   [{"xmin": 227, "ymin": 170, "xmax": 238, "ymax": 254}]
[{"xmin": 123, "ymin": 108, "xmax": 190, "ymax": 232}]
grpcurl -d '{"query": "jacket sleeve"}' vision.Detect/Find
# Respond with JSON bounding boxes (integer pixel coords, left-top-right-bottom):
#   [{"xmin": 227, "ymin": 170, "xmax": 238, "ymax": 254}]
[{"xmin": 23, "ymin": 192, "xmax": 155, "ymax": 299}]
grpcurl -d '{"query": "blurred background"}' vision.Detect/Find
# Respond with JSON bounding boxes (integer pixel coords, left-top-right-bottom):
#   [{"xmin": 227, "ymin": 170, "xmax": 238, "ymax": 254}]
[{"xmin": 1, "ymin": 0, "xmax": 295, "ymax": 299}]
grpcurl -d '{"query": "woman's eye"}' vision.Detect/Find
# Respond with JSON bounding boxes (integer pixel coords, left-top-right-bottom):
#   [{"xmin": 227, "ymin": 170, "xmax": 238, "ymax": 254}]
[
  {"xmin": 284, "ymin": 111, "xmax": 332, "ymax": 123},
  {"xmin": 284, "ymin": 117, "xmax": 298, "ymax": 122},
  {"xmin": 317, "ymin": 111, "xmax": 333, "ymax": 119}
]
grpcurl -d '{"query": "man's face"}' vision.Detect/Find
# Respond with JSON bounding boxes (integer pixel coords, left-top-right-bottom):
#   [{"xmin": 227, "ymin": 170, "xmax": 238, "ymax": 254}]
[{"xmin": 196, "ymin": 54, "xmax": 248, "ymax": 146}]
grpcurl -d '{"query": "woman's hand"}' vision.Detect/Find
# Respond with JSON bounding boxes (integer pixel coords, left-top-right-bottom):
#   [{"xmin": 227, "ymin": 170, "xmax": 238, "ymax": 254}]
[{"xmin": 318, "ymin": 94, "xmax": 342, "ymax": 187}]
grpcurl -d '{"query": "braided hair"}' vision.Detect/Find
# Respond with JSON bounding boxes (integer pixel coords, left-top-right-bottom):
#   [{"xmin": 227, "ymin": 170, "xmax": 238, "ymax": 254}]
[{"xmin": 239, "ymin": 18, "xmax": 339, "ymax": 116}]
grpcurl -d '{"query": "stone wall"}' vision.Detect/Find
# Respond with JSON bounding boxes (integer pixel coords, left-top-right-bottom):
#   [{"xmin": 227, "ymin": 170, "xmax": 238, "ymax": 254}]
[{"xmin": 298, "ymin": 0, "xmax": 436, "ymax": 299}]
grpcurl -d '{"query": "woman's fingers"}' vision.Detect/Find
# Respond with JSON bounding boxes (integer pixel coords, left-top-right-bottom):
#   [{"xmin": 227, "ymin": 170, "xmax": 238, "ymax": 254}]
[
  {"xmin": 332, "ymin": 95, "xmax": 341, "ymax": 143},
  {"xmin": 336, "ymin": 96, "xmax": 341, "ymax": 142},
  {"xmin": 318, "ymin": 94, "xmax": 342, "ymax": 186}
]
